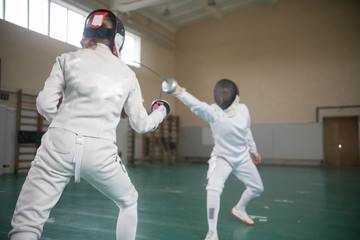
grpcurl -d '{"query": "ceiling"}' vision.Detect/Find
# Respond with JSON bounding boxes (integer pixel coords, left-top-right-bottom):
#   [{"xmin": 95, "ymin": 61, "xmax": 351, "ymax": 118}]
[{"xmin": 94, "ymin": 0, "xmax": 278, "ymax": 33}]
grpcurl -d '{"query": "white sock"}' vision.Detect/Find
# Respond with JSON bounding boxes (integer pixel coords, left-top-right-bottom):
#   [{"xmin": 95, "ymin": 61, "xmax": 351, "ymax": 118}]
[
  {"xmin": 116, "ymin": 203, "xmax": 138, "ymax": 240},
  {"xmin": 10, "ymin": 232, "xmax": 38, "ymax": 240},
  {"xmin": 207, "ymin": 190, "xmax": 221, "ymax": 234},
  {"xmin": 235, "ymin": 189, "xmax": 254, "ymax": 211}
]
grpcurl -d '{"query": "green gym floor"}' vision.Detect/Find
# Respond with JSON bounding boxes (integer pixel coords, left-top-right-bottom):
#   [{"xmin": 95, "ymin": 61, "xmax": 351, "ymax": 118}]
[{"xmin": 0, "ymin": 164, "xmax": 360, "ymax": 240}]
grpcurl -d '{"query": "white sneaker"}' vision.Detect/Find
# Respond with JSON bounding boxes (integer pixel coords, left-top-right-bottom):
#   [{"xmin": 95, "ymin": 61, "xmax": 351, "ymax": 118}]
[
  {"xmin": 231, "ymin": 207, "xmax": 254, "ymax": 225},
  {"xmin": 204, "ymin": 231, "xmax": 219, "ymax": 240}
]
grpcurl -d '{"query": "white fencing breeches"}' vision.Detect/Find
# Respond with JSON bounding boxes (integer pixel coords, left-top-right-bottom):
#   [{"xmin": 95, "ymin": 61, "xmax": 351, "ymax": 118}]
[
  {"xmin": 206, "ymin": 157, "xmax": 263, "ymax": 197},
  {"xmin": 9, "ymin": 127, "xmax": 138, "ymax": 239}
]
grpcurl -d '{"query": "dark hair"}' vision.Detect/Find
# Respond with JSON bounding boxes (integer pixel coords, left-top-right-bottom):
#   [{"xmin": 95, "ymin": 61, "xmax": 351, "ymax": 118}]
[{"xmin": 81, "ymin": 10, "xmax": 117, "ymax": 50}]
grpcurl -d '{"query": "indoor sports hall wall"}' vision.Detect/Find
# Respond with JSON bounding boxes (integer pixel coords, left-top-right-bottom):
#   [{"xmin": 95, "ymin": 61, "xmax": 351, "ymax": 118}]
[
  {"xmin": 0, "ymin": 19, "xmax": 176, "ymax": 111},
  {"xmin": 179, "ymin": 123, "xmax": 324, "ymax": 165},
  {"xmin": 0, "ymin": 16, "xmax": 176, "ymax": 172},
  {"xmin": 0, "ymin": 20, "xmax": 76, "ymax": 95},
  {"xmin": 0, "ymin": 0, "xmax": 360, "ymax": 169},
  {"xmin": 174, "ymin": 0, "xmax": 360, "ymax": 125},
  {"xmin": 174, "ymin": 0, "xmax": 360, "ymax": 164}
]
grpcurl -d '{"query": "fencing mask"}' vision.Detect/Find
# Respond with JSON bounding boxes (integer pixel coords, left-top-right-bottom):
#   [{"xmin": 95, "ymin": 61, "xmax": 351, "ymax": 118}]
[
  {"xmin": 213, "ymin": 79, "xmax": 239, "ymax": 110},
  {"xmin": 83, "ymin": 9, "xmax": 125, "ymax": 57}
]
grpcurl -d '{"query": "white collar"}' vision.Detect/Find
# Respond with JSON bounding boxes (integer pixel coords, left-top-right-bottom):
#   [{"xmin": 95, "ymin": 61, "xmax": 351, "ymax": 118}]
[
  {"xmin": 223, "ymin": 95, "xmax": 240, "ymax": 117},
  {"xmin": 96, "ymin": 43, "xmax": 110, "ymax": 50}
]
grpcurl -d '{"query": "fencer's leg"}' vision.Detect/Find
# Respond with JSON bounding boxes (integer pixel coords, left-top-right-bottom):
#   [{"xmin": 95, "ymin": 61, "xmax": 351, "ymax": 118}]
[
  {"xmin": 205, "ymin": 158, "xmax": 233, "ymax": 235},
  {"xmin": 207, "ymin": 190, "xmax": 221, "ymax": 234},
  {"xmin": 116, "ymin": 203, "xmax": 138, "ymax": 240},
  {"xmin": 80, "ymin": 137, "xmax": 138, "ymax": 240},
  {"xmin": 235, "ymin": 188, "xmax": 256, "ymax": 211},
  {"xmin": 10, "ymin": 232, "xmax": 38, "ymax": 240},
  {"xmin": 232, "ymin": 159, "xmax": 264, "ymax": 225},
  {"xmin": 234, "ymin": 160, "xmax": 263, "ymax": 210},
  {"xmin": 9, "ymin": 129, "xmax": 75, "ymax": 239},
  {"xmin": 9, "ymin": 150, "xmax": 73, "ymax": 238},
  {"xmin": 232, "ymin": 189, "xmax": 256, "ymax": 225}
]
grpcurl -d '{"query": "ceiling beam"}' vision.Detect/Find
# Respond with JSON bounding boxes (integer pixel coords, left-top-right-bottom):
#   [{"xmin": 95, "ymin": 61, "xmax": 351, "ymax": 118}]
[
  {"xmin": 110, "ymin": 0, "xmax": 168, "ymax": 12},
  {"xmin": 196, "ymin": 0, "xmax": 223, "ymax": 20},
  {"xmin": 137, "ymin": 9, "xmax": 177, "ymax": 33}
]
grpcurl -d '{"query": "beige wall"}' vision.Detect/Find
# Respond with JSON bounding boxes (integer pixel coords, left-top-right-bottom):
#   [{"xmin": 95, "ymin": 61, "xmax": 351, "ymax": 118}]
[
  {"xmin": 133, "ymin": 37, "xmax": 176, "ymax": 111},
  {"xmin": 175, "ymin": 0, "xmax": 360, "ymax": 126},
  {"xmin": 0, "ymin": 19, "xmax": 176, "ymax": 113},
  {"xmin": 1, "ymin": 0, "xmax": 360, "ymax": 125},
  {"xmin": 0, "ymin": 20, "xmax": 76, "ymax": 95}
]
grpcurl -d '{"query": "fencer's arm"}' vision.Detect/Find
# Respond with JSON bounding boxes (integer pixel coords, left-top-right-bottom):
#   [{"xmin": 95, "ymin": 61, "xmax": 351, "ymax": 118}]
[
  {"xmin": 245, "ymin": 116, "xmax": 261, "ymax": 164},
  {"xmin": 172, "ymin": 86, "xmax": 216, "ymax": 123},
  {"xmin": 124, "ymin": 79, "xmax": 166, "ymax": 134},
  {"xmin": 245, "ymin": 109, "xmax": 257, "ymax": 153},
  {"xmin": 246, "ymin": 128, "xmax": 257, "ymax": 153},
  {"xmin": 36, "ymin": 57, "xmax": 65, "ymax": 122}
]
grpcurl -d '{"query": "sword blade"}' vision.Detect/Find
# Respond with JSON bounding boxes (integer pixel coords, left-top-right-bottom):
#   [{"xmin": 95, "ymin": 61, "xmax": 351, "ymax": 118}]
[{"xmin": 132, "ymin": 61, "xmax": 165, "ymax": 80}]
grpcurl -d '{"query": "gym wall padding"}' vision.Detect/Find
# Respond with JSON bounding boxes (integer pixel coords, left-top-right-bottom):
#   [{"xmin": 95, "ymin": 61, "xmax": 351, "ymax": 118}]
[
  {"xmin": 0, "ymin": 105, "xmax": 16, "ymax": 174},
  {"xmin": 179, "ymin": 123, "xmax": 324, "ymax": 166}
]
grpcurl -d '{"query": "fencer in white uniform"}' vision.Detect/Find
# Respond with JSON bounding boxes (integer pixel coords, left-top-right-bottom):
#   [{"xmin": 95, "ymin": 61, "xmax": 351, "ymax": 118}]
[
  {"xmin": 170, "ymin": 79, "xmax": 263, "ymax": 240},
  {"xmin": 9, "ymin": 9, "xmax": 169, "ymax": 240}
]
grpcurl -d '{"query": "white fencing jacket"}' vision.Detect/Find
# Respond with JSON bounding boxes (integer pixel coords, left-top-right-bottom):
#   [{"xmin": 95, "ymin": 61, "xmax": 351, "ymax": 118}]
[
  {"xmin": 175, "ymin": 89, "xmax": 257, "ymax": 165},
  {"xmin": 37, "ymin": 44, "xmax": 165, "ymax": 142}
]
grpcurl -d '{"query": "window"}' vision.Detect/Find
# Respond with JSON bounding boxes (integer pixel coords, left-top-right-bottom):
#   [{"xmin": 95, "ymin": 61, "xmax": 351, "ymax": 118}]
[
  {"xmin": 50, "ymin": 2, "xmax": 67, "ymax": 42},
  {"xmin": 29, "ymin": 0, "xmax": 49, "ymax": 35},
  {"xmin": 122, "ymin": 32, "xmax": 141, "ymax": 68},
  {"xmin": 0, "ymin": 0, "xmax": 3, "ymax": 19},
  {"xmin": 1, "ymin": 0, "xmax": 142, "ymax": 63},
  {"xmin": 67, "ymin": 10, "xmax": 84, "ymax": 47},
  {"xmin": 5, "ymin": 0, "xmax": 28, "ymax": 28}
]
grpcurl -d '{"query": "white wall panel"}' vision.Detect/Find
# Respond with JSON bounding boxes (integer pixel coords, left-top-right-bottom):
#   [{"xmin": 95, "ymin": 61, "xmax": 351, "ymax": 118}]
[{"xmin": 0, "ymin": 105, "xmax": 16, "ymax": 174}]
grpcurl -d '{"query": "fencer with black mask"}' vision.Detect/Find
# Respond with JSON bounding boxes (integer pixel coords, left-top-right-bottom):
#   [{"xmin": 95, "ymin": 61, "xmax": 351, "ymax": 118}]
[
  {"xmin": 9, "ymin": 9, "xmax": 169, "ymax": 240},
  {"xmin": 165, "ymin": 79, "xmax": 264, "ymax": 240}
]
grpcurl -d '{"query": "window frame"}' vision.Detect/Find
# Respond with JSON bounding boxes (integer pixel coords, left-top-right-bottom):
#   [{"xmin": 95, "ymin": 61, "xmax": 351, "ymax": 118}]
[
  {"xmin": 1, "ymin": 0, "xmax": 142, "ymax": 65},
  {"xmin": 121, "ymin": 31, "xmax": 142, "ymax": 68}
]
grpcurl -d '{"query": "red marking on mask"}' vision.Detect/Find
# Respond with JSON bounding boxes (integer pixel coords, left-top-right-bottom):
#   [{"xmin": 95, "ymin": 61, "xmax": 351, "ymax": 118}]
[{"xmin": 90, "ymin": 12, "xmax": 109, "ymax": 28}]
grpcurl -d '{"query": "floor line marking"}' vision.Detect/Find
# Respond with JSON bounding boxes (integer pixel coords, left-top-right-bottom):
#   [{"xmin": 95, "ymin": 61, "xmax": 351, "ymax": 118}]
[{"xmin": 274, "ymin": 199, "xmax": 294, "ymax": 204}]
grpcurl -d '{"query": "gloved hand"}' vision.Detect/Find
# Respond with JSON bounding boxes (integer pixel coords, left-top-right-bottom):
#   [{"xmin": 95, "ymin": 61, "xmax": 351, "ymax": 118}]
[{"xmin": 151, "ymin": 99, "xmax": 170, "ymax": 115}]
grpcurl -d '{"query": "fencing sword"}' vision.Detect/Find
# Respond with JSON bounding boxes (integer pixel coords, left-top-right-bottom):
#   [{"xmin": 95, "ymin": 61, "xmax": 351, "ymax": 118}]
[
  {"xmin": 132, "ymin": 61, "xmax": 178, "ymax": 98},
  {"xmin": 132, "ymin": 61, "xmax": 177, "ymax": 163}
]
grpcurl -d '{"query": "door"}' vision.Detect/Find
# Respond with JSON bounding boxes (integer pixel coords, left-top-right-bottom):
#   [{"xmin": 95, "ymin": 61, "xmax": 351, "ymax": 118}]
[{"xmin": 323, "ymin": 116, "xmax": 359, "ymax": 166}]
